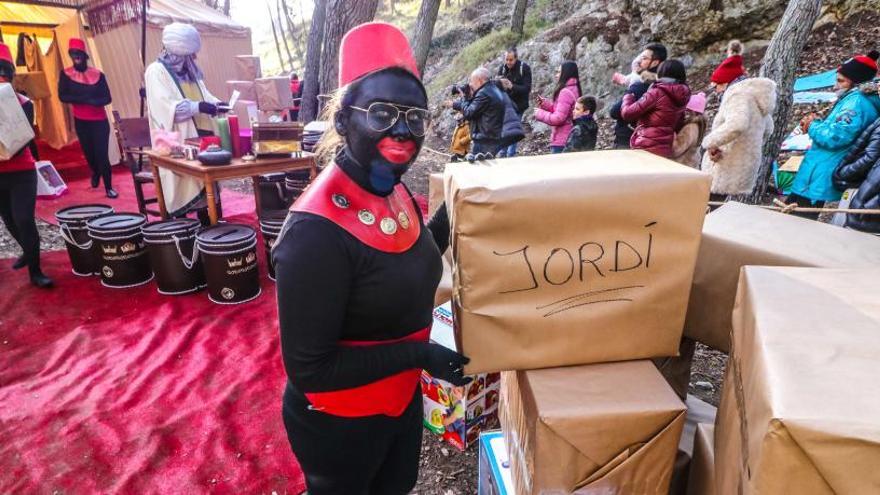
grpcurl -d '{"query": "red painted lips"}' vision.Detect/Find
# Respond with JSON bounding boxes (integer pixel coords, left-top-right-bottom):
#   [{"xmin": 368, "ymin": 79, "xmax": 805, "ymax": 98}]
[{"xmin": 377, "ymin": 137, "xmax": 417, "ymax": 164}]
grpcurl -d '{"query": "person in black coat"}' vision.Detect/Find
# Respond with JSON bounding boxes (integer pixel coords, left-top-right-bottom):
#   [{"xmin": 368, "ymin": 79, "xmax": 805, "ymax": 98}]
[
  {"xmin": 498, "ymin": 92, "xmax": 525, "ymax": 157},
  {"xmin": 451, "ymin": 67, "xmax": 506, "ymax": 156},
  {"xmin": 833, "ymin": 117, "xmax": 880, "ymax": 233},
  {"xmin": 609, "ymin": 42, "xmax": 668, "ymax": 149},
  {"xmin": 497, "ymin": 48, "xmax": 531, "ymax": 157}
]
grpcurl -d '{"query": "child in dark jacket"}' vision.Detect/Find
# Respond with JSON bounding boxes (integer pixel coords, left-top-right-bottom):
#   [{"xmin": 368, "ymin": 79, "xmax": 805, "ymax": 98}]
[{"xmin": 564, "ymin": 96, "xmax": 599, "ymax": 152}]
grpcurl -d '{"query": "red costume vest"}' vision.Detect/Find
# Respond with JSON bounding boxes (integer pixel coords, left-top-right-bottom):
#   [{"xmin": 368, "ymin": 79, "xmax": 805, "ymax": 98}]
[{"xmin": 290, "ymin": 164, "xmax": 428, "ymax": 417}]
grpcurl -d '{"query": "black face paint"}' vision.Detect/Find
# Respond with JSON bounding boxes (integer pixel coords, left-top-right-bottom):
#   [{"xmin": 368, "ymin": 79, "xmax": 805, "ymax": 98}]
[
  {"xmin": 337, "ymin": 69, "xmax": 427, "ymax": 195},
  {"xmin": 0, "ymin": 61, "xmax": 14, "ymax": 82},
  {"xmin": 70, "ymin": 51, "xmax": 88, "ymax": 72}
]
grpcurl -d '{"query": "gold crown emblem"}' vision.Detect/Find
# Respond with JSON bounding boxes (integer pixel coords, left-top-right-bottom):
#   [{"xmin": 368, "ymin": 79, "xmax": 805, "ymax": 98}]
[
  {"xmin": 120, "ymin": 242, "xmax": 136, "ymax": 253},
  {"xmin": 245, "ymin": 252, "xmax": 256, "ymax": 264},
  {"xmin": 227, "ymin": 257, "xmax": 244, "ymax": 268},
  {"xmin": 102, "ymin": 244, "xmax": 118, "ymax": 255}
]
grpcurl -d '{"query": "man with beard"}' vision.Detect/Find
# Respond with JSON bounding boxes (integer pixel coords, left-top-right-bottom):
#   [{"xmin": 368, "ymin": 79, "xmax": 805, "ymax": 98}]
[
  {"xmin": 273, "ymin": 22, "xmax": 469, "ymax": 494},
  {"xmin": 145, "ymin": 22, "xmax": 225, "ymax": 218},
  {"xmin": 609, "ymin": 42, "xmax": 668, "ymax": 149},
  {"xmin": 790, "ymin": 51, "xmax": 880, "ymax": 219},
  {"xmin": 58, "ymin": 38, "xmax": 116, "ymax": 198}
]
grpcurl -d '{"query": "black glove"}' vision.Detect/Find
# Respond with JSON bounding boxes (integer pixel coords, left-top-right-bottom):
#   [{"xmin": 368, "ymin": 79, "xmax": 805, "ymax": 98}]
[
  {"xmin": 198, "ymin": 101, "xmax": 219, "ymax": 116},
  {"xmin": 216, "ymin": 102, "xmax": 230, "ymax": 114},
  {"xmin": 423, "ymin": 343, "xmax": 471, "ymax": 386}
]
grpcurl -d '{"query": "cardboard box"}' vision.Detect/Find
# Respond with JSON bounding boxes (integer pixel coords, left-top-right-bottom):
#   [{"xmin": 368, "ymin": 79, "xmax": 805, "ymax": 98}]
[
  {"xmin": 479, "ymin": 431, "xmax": 515, "ymax": 495},
  {"xmin": 686, "ymin": 424, "xmax": 715, "ymax": 495},
  {"xmin": 0, "ymin": 83, "xmax": 36, "ymax": 160},
  {"xmin": 501, "ymin": 360, "xmax": 686, "ymax": 494},
  {"xmin": 684, "ymin": 202, "xmax": 880, "ymax": 352},
  {"xmin": 254, "ymin": 77, "xmax": 292, "ymax": 111},
  {"xmin": 421, "ymin": 302, "xmax": 500, "ymax": 451},
  {"xmin": 234, "ymin": 55, "xmax": 262, "ymax": 80},
  {"xmin": 429, "ymin": 171, "xmax": 444, "ymax": 216},
  {"xmin": 445, "ymin": 151, "xmax": 710, "ymax": 373},
  {"xmin": 226, "ymin": 80, "xmax": 257, "ymax": 102},
  {"xmin": 231, "ymin": 99, "xmax": 259, "ymax": 129},
  {"xmin": 715, "ymin": 266, "xmax": 880, "ymax": 494}
]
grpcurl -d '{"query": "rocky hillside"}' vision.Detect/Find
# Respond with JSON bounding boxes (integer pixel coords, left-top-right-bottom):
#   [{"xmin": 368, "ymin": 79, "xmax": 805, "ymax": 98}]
[{"xmin": 421, "ymin": 0, "xmax": 880, "ymax": 146}]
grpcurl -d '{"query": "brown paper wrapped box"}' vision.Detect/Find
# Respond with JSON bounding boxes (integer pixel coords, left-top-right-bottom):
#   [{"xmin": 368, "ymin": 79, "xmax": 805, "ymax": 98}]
[
  {"xmin": 684, "ymin": 202, "xmax": 880, "ymax": 352},
  {"xmin": 501, "ymin": 360, "xmax": 686, "ymax": 494},
  {"xmin": 254, "ymin": 77, "xmax": 292, "ymax": 111},
  {"xmin": 429, "ymin": 172, "xmax": 445, "ymax": 216},
  {"xmin": 226, "ymin": 80, "xmax": 257, "ymax": 102},
  {"xmin": 445, "ymin": 151, "xmax": 710, "ymax": 373},
  {"xmin": 715, "ymin": 266, "xmax": 880, "ymax": 494},
  {"xmin": 234, "ymin": 55, "xmax": 262, "ymax": 81},
  {"xmin": 686, "ymin": 424, "xmax": 715, "ymax": 495}
]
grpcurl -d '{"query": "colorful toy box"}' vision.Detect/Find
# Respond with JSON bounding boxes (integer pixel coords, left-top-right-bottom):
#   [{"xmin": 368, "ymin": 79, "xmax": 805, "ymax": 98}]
[{"xmin": 421, "ymin": 302, "xmax": 500, "ymax": 451}]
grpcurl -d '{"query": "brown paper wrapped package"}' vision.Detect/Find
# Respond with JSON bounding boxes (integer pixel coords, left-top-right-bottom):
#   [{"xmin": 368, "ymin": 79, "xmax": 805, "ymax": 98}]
[
  {"xmin": 715, "ymin": 266, "xmax": 880, "ymax": 494},
  {"xmin": 501, "ymin": 361, "xmax": 686, "ymax": 494},
  {"xmin": 226, "ymin": 80, "xmax": 257, "ymax": 102},
  {"xmin": 234, "ymin": 55, "xmax": 262, "ymax": 81},
  {"xmin": 430, "ymin": 171, "xmax": 454, "ymax": 307},
  {"xmin": 254, "ymin": 77, "xmax": 292, "ymax": 111},
  {"xmin": 232, "ymin": 99, "xmax": 257, "ymax": 129},
  {"xmin": 445, "ymin": 151, "xmax": 711, "ymax": 373},
  {"xmin": 684, "ymin": 202, "xmax": 880, "ymax": 352},
  {"xmin": 429, "ymin": 172, "xmax": 444, "ymax": 217},
  {"xmin": 686, "ymin": 424, "xmax": 715, "ymax": 495}
]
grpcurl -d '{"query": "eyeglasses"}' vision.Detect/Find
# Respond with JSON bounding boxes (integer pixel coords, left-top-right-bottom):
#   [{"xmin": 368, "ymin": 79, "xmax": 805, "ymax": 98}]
[{"xmin": 349, "ymin": 102, "xmax": 431, "ymax": 137}]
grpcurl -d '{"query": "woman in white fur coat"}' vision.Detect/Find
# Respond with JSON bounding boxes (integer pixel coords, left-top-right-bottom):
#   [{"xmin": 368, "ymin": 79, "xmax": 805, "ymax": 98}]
[{"xmin": 701, "ymin": 77, "xmax": 777, "ymax": 196}]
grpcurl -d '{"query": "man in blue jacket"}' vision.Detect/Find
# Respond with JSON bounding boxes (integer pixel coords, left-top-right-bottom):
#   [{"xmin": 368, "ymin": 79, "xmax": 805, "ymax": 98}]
[{"xmin": 790, "ymin": 51, "xmax": 880, "ymax": 219}]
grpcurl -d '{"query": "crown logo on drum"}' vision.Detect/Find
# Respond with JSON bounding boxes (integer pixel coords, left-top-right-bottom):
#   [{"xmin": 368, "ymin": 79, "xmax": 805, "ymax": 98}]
[
  {"xmin": 102, "ymin": 244, "xmax": 118, "ymax": 255},
  {"xmin": 120, "ymin": 242, "xmax": 136, "ymax": 253},
  {"xmin": 228, "ymin": 257, "xmax": 244, "ymax": 268},
  {"xmin": 246, "ymin": 252, "xmax": 256, "ymax": 264}
]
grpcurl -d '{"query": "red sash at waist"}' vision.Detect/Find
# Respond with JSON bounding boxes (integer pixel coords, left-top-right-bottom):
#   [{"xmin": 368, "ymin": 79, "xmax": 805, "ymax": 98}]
[{"xmin": 304, "ymin": 327, "xmax": 430, "ymax": 418}]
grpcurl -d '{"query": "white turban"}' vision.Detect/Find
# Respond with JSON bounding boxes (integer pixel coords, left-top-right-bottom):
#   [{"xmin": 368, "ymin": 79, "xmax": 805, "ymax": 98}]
[{"xmin": 162, "ymin": 23, "xmax": 201, "ymax": 56}]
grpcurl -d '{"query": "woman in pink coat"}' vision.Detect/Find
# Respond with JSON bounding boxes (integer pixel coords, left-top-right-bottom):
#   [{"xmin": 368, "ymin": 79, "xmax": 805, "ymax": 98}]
[{"xmin": 535, "ymin": 61, "xmax": 582, "ymax": 153}]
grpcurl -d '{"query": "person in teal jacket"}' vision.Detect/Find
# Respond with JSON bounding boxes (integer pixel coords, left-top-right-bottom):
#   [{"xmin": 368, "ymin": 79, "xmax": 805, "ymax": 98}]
[{"xmin": 790, "ymin": 51, "xmax": 880, "ymax": 219}]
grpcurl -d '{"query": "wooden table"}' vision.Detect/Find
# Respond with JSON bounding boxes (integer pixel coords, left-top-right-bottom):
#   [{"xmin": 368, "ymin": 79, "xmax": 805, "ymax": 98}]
[{"xmin": 145, "ymin": 152, "xmax": 317, "ymax": 225}]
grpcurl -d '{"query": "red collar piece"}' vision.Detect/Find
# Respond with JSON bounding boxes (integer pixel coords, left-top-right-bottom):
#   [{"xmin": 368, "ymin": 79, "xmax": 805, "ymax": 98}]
[
  {"xmin": 64, "ymin": 67, "xmax": 101, "ymax": 85},
  {"xmin": 291, "ymin": 164, "xmax": 421, "ymax": 253}
]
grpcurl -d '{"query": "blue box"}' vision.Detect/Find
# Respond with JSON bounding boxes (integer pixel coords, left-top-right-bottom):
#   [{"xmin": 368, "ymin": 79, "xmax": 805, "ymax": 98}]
[{"xmin": 478, "ymin": 431, "xmax": 513, "ymax": 495}]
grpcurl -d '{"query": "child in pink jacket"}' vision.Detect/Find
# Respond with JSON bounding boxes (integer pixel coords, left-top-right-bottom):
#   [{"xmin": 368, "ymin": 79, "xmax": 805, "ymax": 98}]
[{"xmin": 535, "ymin": 61, "xmax": 582, "ymax": 153}]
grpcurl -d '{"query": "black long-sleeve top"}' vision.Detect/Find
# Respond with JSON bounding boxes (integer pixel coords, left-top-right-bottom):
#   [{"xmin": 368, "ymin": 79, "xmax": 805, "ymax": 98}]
[
  {"xmin": 273, "ymin": 154, "xmax": 449, "ymax": 394},
  {"xmin": 58, "ymin": 70, "xmax": 111, "ymax": 106}
]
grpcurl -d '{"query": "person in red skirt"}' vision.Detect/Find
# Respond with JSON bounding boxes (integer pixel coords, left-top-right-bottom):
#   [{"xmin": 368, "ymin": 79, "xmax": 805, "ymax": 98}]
[
  {"xmin": 273, "ymin": 23, "xmax": 467, "ymax": 494},
  {"xmin": 0, "ymin": 43, "xmax": 53, "ymax": 288},
  {"xmin": 58, "ymin": 38, "xmax": 117, "ymax": 198}
]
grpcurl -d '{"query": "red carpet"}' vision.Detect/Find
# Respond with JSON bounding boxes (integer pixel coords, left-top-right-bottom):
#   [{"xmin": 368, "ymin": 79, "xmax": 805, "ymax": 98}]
[
  {"xmin": 37, "ymin": 139, "xmax": 87, "ymax": 174},
  {"xmin": 0, "ymin": 238, "xmax": 305, "ymax": 494},
  {"xmin": 36, "ymin": 167, "xmax": 258, "ymax": 226}
]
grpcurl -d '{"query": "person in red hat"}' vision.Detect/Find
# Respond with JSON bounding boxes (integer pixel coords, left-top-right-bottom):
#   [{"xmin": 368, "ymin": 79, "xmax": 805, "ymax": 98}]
[
  {"xmin": 58, "ymin": 37, "xmax": 116, "ymax": 198},
  {"xmin": 710, "ymin": 40, "xmax": 747, "ymax": 97},
  {"xmin": 272, "ymin": 22, "xmax": 468, "ymax": 494},
  {"xmin": 790, "ymin": 51, "xmax": 880, "ymax": 218},
  {"xmin": 0, "ymin": 43, "xmax": 53, "ymax": 288}
]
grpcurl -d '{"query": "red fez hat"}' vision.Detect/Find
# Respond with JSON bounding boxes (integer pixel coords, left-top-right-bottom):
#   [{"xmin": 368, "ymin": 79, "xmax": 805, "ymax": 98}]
[
  {"xmin": 338, "ymin": 22, "xmax": 419, "ymax": 87},
  {"xmin": 0, "ymin": 43, "xmax": 12, "ymax": 65},
  {"xmin": 68, "ymin": 38, "xmax": 87, "ymax": 53}
]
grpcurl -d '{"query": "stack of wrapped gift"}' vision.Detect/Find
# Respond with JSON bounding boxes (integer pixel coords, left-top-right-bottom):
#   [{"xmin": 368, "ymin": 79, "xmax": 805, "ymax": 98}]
[
  {"xmin": 443, "ymin": 150, "xmax": 712, "ymax": 494},
  {"xmin": 226, "ymin": 55, "xmax": 261, "ymax": 129},
  {"xmin": 714, "ymin": 266, "xmax": 880, "ymax": 494}
]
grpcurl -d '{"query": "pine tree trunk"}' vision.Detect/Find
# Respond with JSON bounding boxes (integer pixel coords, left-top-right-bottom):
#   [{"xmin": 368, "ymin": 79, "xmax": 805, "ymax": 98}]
[
  {"xmin": 268, "ymin": 2, "xmax": 287, "ymax": 73},
  {"xmin": 301, "ymin": 0, "xmax": 328, "ymax": 122},
  {"xmin": 223, "ymin": 0, "xmax": 230, "ymax": 16},
  {"xmin": 319, "ymin": 0, "xmax": 379, "ymax": 95},
  {"xmin": 412, "ymin": 0, "xmax": 442, "ymax": 75},
  {"xmin": 752, "ymin": 0, "xmax": 823, "ymax": 201},
  {"xmin": 511, "ymin": 0, "xmax": 528, "ymax": 36},
  {"xmin": 281, "ymin": 0, "xmax": 305, "ymax": 67},
  {"xmin": 276, "ymin": 0, "xmax": 296, "ymax": 72}
]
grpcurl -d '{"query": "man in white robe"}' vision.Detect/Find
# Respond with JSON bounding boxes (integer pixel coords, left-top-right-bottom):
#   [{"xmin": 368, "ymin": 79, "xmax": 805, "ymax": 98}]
[{"xmin": 145, "ymin": 22, "xmax": 224, "ymax": 217}]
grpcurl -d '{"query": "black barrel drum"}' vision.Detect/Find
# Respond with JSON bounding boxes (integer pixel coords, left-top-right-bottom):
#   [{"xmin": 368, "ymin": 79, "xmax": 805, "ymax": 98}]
[
  {"xmin": 142, "ymin": 219, "xmax": 206, "ymax": 295},
  {"xmin": 284, "ymin": 169, "xmax": 311, "ymax": 201},
  {"xmin": 55, "ymin": 204, "xmax": 114, "ymax": 276},
  {"xmin": 257, "ymin": 173, "xmax": 292, "ymax": 218},
  {"xmin": 196, "ymin": 224, "xmax": 261, "ymax": 304},
  {"xmin": 87, "ymin": 213, "xmax": 152, "ymax": 288},
  {"xmin": 259, "ymin": 217, "xmax": 285, "ymax": 281}
]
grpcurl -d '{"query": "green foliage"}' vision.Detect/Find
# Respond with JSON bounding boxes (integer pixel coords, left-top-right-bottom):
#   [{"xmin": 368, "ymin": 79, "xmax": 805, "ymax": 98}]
[
  {"xmin": 427, "ymin": 28, "xmax": 521, "ymax": 95},
  {"xmin": 523, "ymin": 0, "xmax": 552, "ymax": 39}
]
